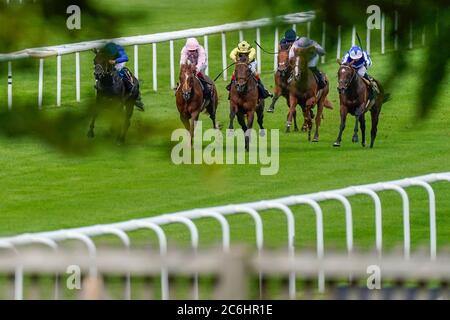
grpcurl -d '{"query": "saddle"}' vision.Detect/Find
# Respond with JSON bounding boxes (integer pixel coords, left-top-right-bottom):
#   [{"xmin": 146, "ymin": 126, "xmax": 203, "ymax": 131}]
[{"xmin": 361, "ymin": 75, "xmax": 380, "ymax": 111}]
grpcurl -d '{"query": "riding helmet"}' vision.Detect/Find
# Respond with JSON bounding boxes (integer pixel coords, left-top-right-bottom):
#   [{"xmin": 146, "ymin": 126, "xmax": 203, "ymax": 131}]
[
  {"xmin": 104, "ymin": 42, "xmax": 119, "ymax": 57},
  {"xmin": 284, "ymin": 29, "xmax": 297, "ymax": 42},
  {"xmin": 186, "ymin": 38, "xmax": 200, "ymax": 51},
  {"xmin": 349, "ymin": 46, "xmax": 363, "ymax": 60},
  {"xmin": 237, "ymin": 40, "xmax": 251, "ymax": 53}
]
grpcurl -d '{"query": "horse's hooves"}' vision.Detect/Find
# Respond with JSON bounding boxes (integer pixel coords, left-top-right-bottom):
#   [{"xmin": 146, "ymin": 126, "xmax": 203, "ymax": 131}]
[
  {"xmin": 352, "ymin": 137, "xmax": 359, "ymax": 143},
  {"xmin": 227, "ymin": 129, "xmax": 234, "ymax": 137},
  {"xmin": 301, "ymin": 128, "xmax": 307, "ymax": 132},
  {"xmin": 294, "ymin": 127, "xmax": 299, "ymax": 132},
  {"xmin": 267, "ymin": 108, "xmax": 274, "ymax": 113},
  {"xmin": 87, "ymin": 131, "xmax": 94, "ymax": 139},
  {"xmin": 312, "ymin": 138, "xmax": 319, "ymax": 143},
  {"xmin": 333, "ymin": 142, "xmax": 341, "ymax": 147},
  {"xmin": 260, "ymin": 129, "xmax": 266, "ymax": 137},
  {"xmin": 285, "ymin": 127, "xmax": 291, "ymax": 133},
  {"xmin": 362, "ymin": 143, "xmax": 366, "ymax": 148}
]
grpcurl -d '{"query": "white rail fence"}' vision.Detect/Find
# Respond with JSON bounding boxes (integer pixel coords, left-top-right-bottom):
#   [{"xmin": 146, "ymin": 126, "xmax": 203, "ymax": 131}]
[
  {"xmin": 0, "ymin": 172, "xmax": 449, "ymax": 300},
  {"xmin": 0, "ymin": 9, "xmax": 432, "ymax": 109}
]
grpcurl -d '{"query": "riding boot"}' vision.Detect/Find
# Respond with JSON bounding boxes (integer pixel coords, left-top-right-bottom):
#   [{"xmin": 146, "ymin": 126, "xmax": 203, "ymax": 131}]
[
  {"xmin": 199, "ymin": 78, "xmax": 211, "ymax": 102},
  {"xmin": 257, "ymin": 79, "xmax": 273, "ymax": 99},
  {"xmin": 363, "ymin": 73, "xmax": 375, "ymax": 101},
  {"xmin": 134, "ymin": 92, "xmax": 145, "ymax": 112},
  {"xmin": 310, "ymin": 67, "xmax": 326, "ymax": 89},
  {"xmin": 122, "ymin": 68, "xmax": 144, "ymax": 111}
]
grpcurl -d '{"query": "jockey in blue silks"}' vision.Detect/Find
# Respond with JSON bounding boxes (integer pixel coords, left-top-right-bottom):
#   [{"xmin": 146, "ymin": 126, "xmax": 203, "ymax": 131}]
[
  {"xmin": 102, "ymin": 42, "xmax": 144, "ymax": 111},
  {"xmin": 341, "ymin": 45, "xmax": 372, "ymax": 80},
  {"xmin": 341, "ymin": 45, "xmax": 378, "ymax": 99},
  {"xmin": 279, "ymin": 29, "xmax": 297, "ymax": 50}
]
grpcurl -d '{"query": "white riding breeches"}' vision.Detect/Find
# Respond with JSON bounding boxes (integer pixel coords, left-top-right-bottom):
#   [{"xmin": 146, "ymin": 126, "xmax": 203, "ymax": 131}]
[
  {"xmin": 357, "ymin": 66, "xmax": 367, "ymax": 77},
  {"xmin": 249, "ymin": 61, "xmax": 257, "ymax": 74},
  {"xmin": 115, "ymin": 62, "xmax": 126, "ymax": 71},
  {"xmin": 308, "ymin": 54, "xmax": 319, "ymax": 67}
]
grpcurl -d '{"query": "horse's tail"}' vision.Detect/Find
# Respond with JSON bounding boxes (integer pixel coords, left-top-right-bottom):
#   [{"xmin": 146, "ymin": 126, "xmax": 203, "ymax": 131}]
[{"xmin": 383, "ymin": 93, "xmax": 391, "ymax": 103}]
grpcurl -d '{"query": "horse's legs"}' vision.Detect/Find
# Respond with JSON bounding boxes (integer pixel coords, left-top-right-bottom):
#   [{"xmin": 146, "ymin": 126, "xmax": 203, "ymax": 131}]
[
  {"xmin": 370, "ymin": 107, "xmax": 380, "ymax": 148},
  {"xmin": 228, "ymin": 104, "xmax": 237, "ymax": 132},
  {"xmin": 286, "ymin": 95, "xmax": 297, "ymax": 133},
  {"xmin": 293, "ymin": 109, "xmax": 299, "ymax": 132},
  {"xmin": 180, "ymin": 113, "xmax": 190, "ymax": 131},
  {"xmin": 352, "ymin": 116, "xmax": 359, "ymax": 143},
  {"xmin": 305, "ymin": 106, "xmax": 313, "ymax": 142},
  {"xmin": 117, "ymin": 103, "xmax": 134, "ymax": 145},
  {"xmin": 256, "ymin": 103, "xmax": 265, "ymax": 136},
  {"xmin": 87, "ymin": 102, "xmax": 99, "ymax": 138},
  {"xmin": 333, "ymin": 106, "xmax": 348, "ymax": 147},
  {"xmin": 236, "ymin": 111, "xmax": 248, "ymax": 132},
  {"xmin": 313, "ymin": 103, "xmax": 324, "ymax": 142},
  {"xmin": 267, "ymin": 94, "xmax": 279, "ymax": 113},
  {"xmin": 190, "ymin": 110, "xmax": 200, "ymax": 145},
  {"xmin": 359, "ymin": 113, "xmax": 366, "ymax": 147},
  {"xmin": 245, "ymin": 110, "xmax": 255, "ymax": 151}
]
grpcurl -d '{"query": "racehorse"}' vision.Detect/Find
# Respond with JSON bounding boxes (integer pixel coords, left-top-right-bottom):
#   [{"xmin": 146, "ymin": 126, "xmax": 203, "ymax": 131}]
[
  {"xmin": 228, "ymin": 55, "xmax": 265, "ymax": 151},
  {"xmin": 88, "ymin": 50, "xmax": 139, "ymax": 144},
  {"xmin": 267, "ymin": 48, "xmax": 299, "ymax": 132},
  {"xmin": 175, "ymin": 62, "xmax": 218, "ymax": 144},
  {"xmin": 287, "ymin": 47, "xmax": 332, "ymax": 142},
  {"xmin": 334, "ymin": 61, "xmax": 388, "ymax": 148}
]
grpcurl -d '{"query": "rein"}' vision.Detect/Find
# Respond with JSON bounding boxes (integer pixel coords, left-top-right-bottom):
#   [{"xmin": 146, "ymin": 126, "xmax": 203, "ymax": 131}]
[{"xmin": 338, "ymin": 65, "xmax": 357, "ymax": 93}]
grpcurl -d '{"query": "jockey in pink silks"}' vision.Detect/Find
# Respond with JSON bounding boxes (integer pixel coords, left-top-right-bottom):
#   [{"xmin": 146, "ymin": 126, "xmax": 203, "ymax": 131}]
[{"xmin": 179, "ymin": 38, "xmax": 211, "ymax": 99}]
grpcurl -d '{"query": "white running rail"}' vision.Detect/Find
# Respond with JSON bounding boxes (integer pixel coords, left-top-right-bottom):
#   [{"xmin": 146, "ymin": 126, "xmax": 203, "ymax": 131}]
[{"xmin": 0, "ymin": 172, "xmax": 449, "ymax": 300}]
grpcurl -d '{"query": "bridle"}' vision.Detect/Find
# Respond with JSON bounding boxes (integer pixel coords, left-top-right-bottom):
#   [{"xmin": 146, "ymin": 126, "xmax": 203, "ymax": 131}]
[
  {"xmin": 234, "ymin": 62, "xmax": 253, "ymax": 93},
  {"xmin": 337, "ymin": 64, "xmax": 357, "ymax": 94}
]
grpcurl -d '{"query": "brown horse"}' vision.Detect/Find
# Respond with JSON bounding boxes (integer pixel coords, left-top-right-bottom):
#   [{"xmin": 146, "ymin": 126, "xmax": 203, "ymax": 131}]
[
  {"xmin": 228, "ymin": 55, "xmax": 264, "ymax": 150},
  {"xmin": 334, "ymin": 61, "xmax": 387, "ymax": 148},
  {"xmin": 176, "ymin": 62, "xmax": 218, "ymax": 143},
  {"xmin": 287, "ymin": 47, "xmax": 332, "ymax": 141},
  {"xmin": 267, "ymin": 49, "xmax": 299, "ymax": 132}
]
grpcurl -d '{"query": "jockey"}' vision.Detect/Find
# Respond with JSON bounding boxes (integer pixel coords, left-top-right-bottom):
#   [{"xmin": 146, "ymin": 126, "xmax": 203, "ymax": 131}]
[
  {"xmin": 102, "ymin": 42, "xmax": 144, "ymax": 111},
  {"xmin": 226, "ymin": 40, "xmax": 272, "ymax": 99},
  {"xmin": 341, "ymin": 46, "xmax": 377, "ymax": 99},
  {"xmin": 288, "ymin": 37, "xmax": 327, "ymax": 89},
  {"xmin": 279, "ymin": 29, "xmax": 297, "ymax": 50},
  {"xmin": 341, "ymin": 46, "xmax": 372, "ymax": 79},
  {"xmin": 180, "ymin": 37, "xmax": 210, "ymax": 99}
]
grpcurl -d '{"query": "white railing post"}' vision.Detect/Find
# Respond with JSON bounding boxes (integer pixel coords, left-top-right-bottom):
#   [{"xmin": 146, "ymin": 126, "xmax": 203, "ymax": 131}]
[
  {"xmin": 170, "ymin": 40, "xmax": 175, "ymax": 89},
  {"xmin": 221, "ymin": 32, "xmax": 227, "ymax": 81},
  {"xmin": 239, "ymin": 30, "xmax": 244, "ymax": 42},
  {"xmin": 7, "ymin": 61, "xmax": 12, "ymax": 110},
  {"xmin": 409, "ymin": 21, "xmax": 413, "ymax": 50},
  {"xmin": 422, "ymin": 27, "xmax": 426, "ymax": 46},
  {"xmin": 307, "ymin": 21, "xmax": 311, "ymax": 38},
  {"xmin": 321, "ymin": 22, "xmax": 326, "ymax": 64},
  {"xmin": 351, "ymin": 25, "xmax": 356, "ymax": 46},
  {"xmin": 56, "ymin": 55, "xmax": 61, "ymax": 107},
  {"xmin": 152, "ymin": 43, "xmax": 157, "ymax": 91},
  {"xmin": 256, "ymin": 28, "xmax": 261, "ymax": 73},
  {"xmin": 134, "ymin": 45, "xmax": 139, "ymax": 79},
  {"xmin": 75, "ymin": 52, "xmax": 80, "ymax": 102},
  {"xmin": 336, "ymin": 25, "xmax": 342, "ymax": 60},
  {"xmin": 366, "ymin": 26, "xmax": 371, "ymax": 54},
  {"xmin": 381, "ymin": 13, "xmax": 385, "ymax": 54},
  {"xmin": 274, "ymin": 27, "xmax": 279, "ymax": 71},
  {"xmin": 38, "ymin": 59, "xmax": 44, "ymax": 109},
  {"xmin": 292, "ymin": 24, "xmax": 296, "ymax": 32},
  {"xmin": 394, "ymin": 11, "xmax": 399, "ymax": 51},
  {"xmin": 203, "ymin": 36, "xmax": 209, "ymax": 76}
]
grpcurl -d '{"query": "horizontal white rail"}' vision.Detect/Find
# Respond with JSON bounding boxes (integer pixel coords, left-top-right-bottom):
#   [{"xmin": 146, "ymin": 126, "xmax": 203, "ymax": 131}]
[
  {"xmin": 0, "ymin": 172, "xmax": 449, "ymax": 300},
  {"xmin": 0, "ymin": 12, "xmax": 315, "ymax": 61}
]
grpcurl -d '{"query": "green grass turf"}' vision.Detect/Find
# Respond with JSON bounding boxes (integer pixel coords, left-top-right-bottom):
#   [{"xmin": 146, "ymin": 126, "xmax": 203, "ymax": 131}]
[{"xmin": 0, "ymin": 0, "xmax": 449, "ymax": 254}]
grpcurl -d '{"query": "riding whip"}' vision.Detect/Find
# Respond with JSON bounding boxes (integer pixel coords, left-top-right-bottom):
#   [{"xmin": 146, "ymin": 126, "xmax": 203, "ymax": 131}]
[
  {"xmin": 213, "ymin": 62, "xmax": 236, "ymax": 82},
  {"xmin": 254, "ymin": 41, "xmax": 278, "ymax": 55}
]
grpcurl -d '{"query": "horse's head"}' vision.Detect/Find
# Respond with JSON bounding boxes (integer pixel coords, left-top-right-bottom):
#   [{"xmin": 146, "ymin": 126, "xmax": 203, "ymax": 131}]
[
  {"xmin": 337, "ymin": 61, "xmax": 356, "ymax": 94},
  {"xmin": 179, "ymin": 62, "xmax": 196, "ymax": 101},
  {"xmin": 93, "ymin": 49, "xmax": 114, "ymax": 84},
  {"xmin": 234, "ymin": 57, "xmax": 250, "ymax": 94},
  {"xmin": 277, "ymin": 49, "xmax": 290, "ymax": 77}
]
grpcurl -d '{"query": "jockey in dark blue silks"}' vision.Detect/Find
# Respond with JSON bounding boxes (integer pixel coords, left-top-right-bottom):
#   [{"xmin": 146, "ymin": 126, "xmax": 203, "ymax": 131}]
[
  {"xmin": 279, "ymin": 29, "xmax": 297, "ymax": 50},
  {"xmin": 341, "ymin": 46, "xmax": 378, "ymax": 99},
  {"xmin": 102, "ymin": 42, "xmax": 144, "ymax": 111}
]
